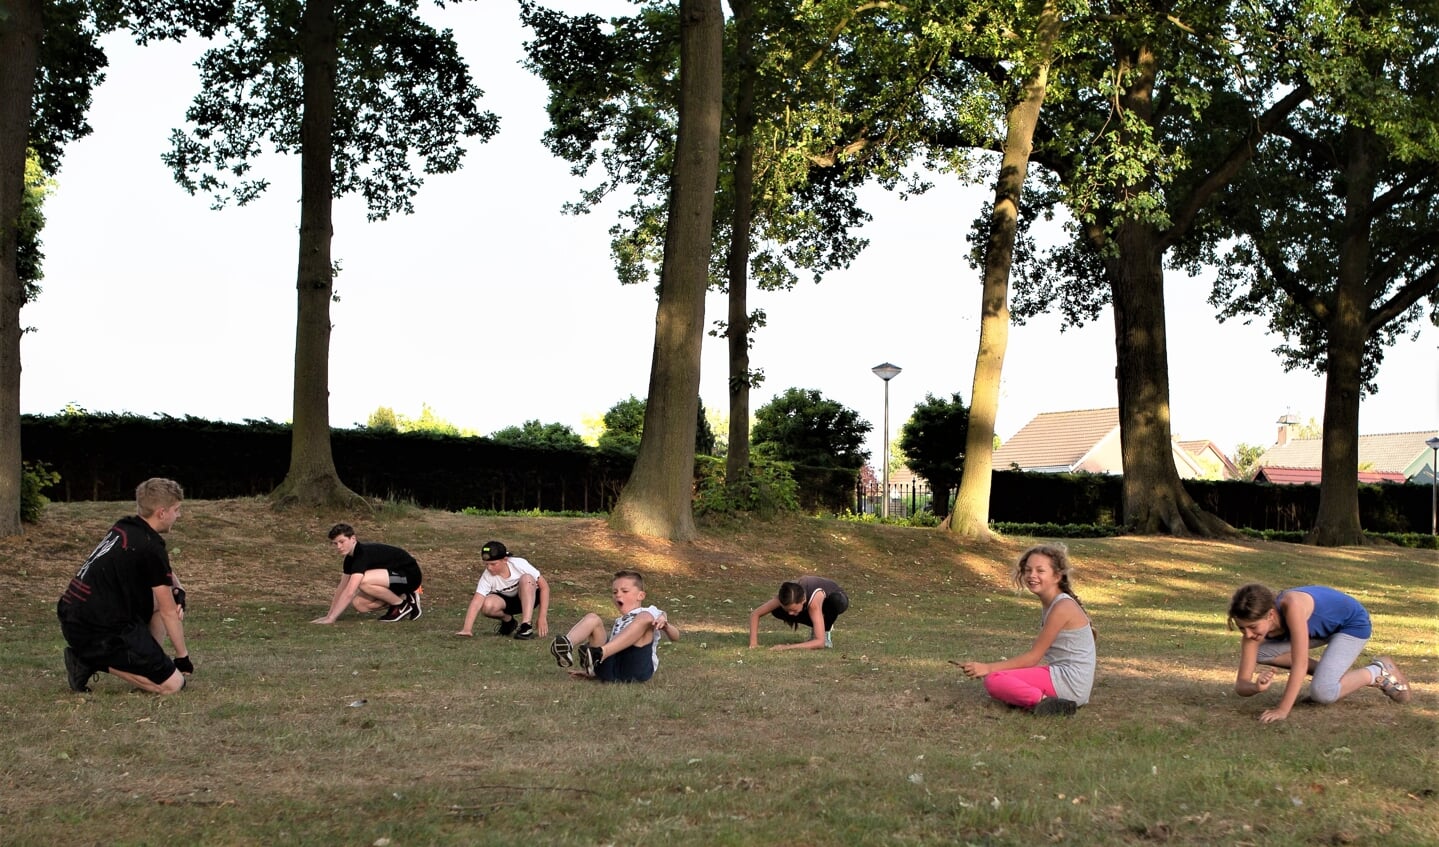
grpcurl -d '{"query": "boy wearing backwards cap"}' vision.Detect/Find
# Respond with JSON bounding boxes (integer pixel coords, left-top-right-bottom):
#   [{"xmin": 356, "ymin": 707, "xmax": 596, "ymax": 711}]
[{"xmin": 455, "ymin": 540, "xmax": 550, "ymax": 639}]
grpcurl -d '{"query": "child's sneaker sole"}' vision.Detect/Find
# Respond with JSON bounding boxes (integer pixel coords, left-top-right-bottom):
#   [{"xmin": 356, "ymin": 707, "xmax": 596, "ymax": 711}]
[{"xmin": 550, "ymin": 635, "xmax": 574, "ymax": 668}]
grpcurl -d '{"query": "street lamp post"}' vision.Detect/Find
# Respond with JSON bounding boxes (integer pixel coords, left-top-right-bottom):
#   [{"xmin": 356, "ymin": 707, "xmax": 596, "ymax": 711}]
[
  {"xmin": 872, "ymin": 362, "xmax": 902, "ymax": 518},
  {"xmin": 1426, "ymin": 436, "xmax": 1439, "ymax": 536}
]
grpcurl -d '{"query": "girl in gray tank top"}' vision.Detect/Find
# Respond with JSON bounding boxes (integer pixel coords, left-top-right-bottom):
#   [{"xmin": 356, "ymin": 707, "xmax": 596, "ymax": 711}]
[{"xmin": 958, "ymin": 543, "xmax": 1096, "ymax": 716}]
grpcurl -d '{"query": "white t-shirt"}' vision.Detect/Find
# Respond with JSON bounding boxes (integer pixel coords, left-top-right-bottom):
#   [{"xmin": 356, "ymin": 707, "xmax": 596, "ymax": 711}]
[
  {"xmin": 612, "ymin": 604, "xmax": 667, "ymax": 672},
  {"xmin": 474, "ymin": 556, "xmax": 541, "ymax": 597}
]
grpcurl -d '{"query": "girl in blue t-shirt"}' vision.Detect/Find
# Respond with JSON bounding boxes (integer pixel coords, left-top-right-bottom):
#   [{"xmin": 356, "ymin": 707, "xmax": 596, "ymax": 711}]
[{"xmin": 1227, "ymin": 583, "xmax": 1412, "ymax": 723}]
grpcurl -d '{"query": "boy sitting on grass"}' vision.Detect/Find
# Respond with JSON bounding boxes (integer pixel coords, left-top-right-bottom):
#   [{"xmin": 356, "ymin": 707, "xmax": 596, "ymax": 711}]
[{"xmin": 549, "ymin": 570, "xmax": 679, "ymax": 682}]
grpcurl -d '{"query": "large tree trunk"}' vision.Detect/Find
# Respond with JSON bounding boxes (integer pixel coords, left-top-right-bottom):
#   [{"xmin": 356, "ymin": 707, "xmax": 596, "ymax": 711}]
[
  {"xmin": 949, "ymin": 0, "xmax": 1059, "ymax": 538},
  {"xmin": 271, "ymin": 0, "xmax": 362, "ymax": 510},
  {"xmin": 1109, "ymin": 225, "xmax": 1233, "ymax": 536},
  {"xmin": 610, "ymin": 0, "xmax": 722, "ymax": 540},
  {"xmin": 1308, "ymin": 127, "xmax": 1376, "ymax": 546},
  {"xmin": 724, "ymin": 0, "xmax": 755, "ymax": 496},
  {"xmin": 0, "ymin": 0, "xmax": 42, "ymax": 537}
]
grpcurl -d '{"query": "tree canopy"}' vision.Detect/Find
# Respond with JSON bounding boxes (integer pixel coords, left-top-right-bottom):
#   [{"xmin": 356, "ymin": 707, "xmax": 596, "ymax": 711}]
[{"xmin": 752, "ymin": 387, "xmax": 870, "ymax": 471}]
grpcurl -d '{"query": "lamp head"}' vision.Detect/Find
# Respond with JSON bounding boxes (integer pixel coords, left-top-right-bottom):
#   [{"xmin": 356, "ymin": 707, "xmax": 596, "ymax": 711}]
[{"xmin": 872, "ymin": 362, "xmax": 902, "ymax": 382}]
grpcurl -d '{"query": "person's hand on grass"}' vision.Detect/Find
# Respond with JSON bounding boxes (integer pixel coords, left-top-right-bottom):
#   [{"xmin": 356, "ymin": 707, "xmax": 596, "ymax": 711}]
[{"xmin": 454, "ymin": 630, "xmax": 473, "ymax": 637}]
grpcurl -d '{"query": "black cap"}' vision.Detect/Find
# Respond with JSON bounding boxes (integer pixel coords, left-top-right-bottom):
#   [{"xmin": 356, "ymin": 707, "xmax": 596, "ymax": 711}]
[{"xmin": 480, "ymin": 540, "xmax": 509, "ymax": 561}]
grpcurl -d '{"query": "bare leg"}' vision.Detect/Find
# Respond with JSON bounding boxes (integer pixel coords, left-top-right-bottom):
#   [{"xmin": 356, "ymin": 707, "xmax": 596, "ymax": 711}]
[
  {"xmin": 566, "ymin": 613, "xmax": 608, "ymax": 648},
  {"xmin": 518, "ymin": 574, "xmax": 537, "ymax": 624},
  {"xmin": 109, "ymin": 667, "xmax": 185, "ymax": 695}
]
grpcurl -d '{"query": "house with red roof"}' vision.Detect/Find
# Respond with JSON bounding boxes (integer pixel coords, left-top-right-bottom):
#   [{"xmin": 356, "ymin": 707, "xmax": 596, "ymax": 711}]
[
  {"xmin": 991, "ymin": 407, "xmax": 1234, "ymax": 479},
  {"xmin": 1254, "ymin": 418, "xmax": 1438, "ymax": 485}
]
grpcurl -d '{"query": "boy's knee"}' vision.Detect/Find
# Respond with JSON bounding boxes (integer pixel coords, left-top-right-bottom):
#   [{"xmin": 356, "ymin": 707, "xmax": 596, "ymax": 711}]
[{"xmin": 1310, "ymin": 683, "xmax": 1342, "ymax": 704}]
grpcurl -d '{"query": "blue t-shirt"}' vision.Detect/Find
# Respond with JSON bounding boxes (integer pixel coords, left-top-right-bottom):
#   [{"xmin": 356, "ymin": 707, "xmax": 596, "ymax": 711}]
[{"xmin": 1275, "ymin": 586, "xmax": 1371, "ymax": 640}]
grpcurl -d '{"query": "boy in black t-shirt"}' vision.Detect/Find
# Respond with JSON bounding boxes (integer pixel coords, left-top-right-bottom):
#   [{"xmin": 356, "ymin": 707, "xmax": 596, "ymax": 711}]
[
  {"xmin": 57, "ymin": 478, "xmax": 193, "ymax": 694},
  {"xmin": 312, "ymin": 523, "xmax": 424, "ymax": 623}
]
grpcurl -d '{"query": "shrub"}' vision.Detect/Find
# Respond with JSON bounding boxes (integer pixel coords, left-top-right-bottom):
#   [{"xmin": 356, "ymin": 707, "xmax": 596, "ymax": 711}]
[
  {"xmin": 990, "ymin": 521, "xmax": 1127, "ymax": 538},
  {"xmin": 21, "ymin": 461, "xmax": 60, "ymax": 524},
  {"xmin": 693, "ymin": 456, "xmax": 800, "ymax": 518}
]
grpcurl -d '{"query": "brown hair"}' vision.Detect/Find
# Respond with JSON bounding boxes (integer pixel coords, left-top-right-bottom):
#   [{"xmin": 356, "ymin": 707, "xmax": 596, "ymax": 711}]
[
  {"xmin": 1015, "ymin": 543, "xmax": 1093, "ymax": 637},
  {"xmin": 777, "ymin": 581, "xmax": 805, "ymax": 606},
  {"xmin": 135, "ymin": 478, "xmax": 183, "ymax": 517},
  {"xmin": 1227, "ymin": 583, "xmax": 1277, "ymax": 630},
  {"xmin": 613, "ymin": 569, "xmax": 644, "ymax": 591},
  {"xmin": 328, "ymin": 523, "xmax": 356, "ymax": 540}
]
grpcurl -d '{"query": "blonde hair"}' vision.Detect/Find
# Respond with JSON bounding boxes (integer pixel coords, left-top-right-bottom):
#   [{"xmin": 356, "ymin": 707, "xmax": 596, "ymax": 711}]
[
  {"xmin": 135, "ymin": 478, "xmax": 183, "ymax": 517},
  {"xmin": 1015, "ymin": 543, "xmax": 1091, "ymax": 626}
]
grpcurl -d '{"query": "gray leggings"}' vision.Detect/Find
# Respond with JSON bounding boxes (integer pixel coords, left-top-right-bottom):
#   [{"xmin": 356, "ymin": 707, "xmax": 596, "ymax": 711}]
[{"xmin": 1257, "ymin": 632, "xmax": 1369, "ymax": 704}]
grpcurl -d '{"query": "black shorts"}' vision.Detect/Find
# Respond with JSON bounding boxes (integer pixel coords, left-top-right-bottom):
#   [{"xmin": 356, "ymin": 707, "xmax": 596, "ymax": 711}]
[
  {"xmin": 387, "ymin": 566, "xmax": 422, "ymax": 596},
  {"xmin": 596, "ymin": 641, "xmax": 655, "ymax": 683},
  {"xmin": 772, "ymin": 589, "xmax": 850, "ymax": 632},
  {"xmin": 61, "ymin": 621, "xmax": 176, "ymax": 686},
  {"xmin": 498, "ymin": 589, "xmax": 540, "ymax": 616}
]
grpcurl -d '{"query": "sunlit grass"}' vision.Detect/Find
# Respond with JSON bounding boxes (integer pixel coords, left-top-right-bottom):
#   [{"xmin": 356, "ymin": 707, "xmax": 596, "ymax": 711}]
[{"xmin": 1, "ymin": 499, "xmax": 1435, "ymax": 846}]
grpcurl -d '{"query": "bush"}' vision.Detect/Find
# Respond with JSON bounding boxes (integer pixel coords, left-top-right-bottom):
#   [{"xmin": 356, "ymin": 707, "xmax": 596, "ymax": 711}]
[
  {"xmin": 21, "ymin": 461, "xmax": 60, "ymax": 524},
  {"xmin": 693, "ymin": 456, "xmax": 800, "ymax": 518},
  {"xmin": 990, "ymin": 521, "xmax": 1127, "ymax": 538}
]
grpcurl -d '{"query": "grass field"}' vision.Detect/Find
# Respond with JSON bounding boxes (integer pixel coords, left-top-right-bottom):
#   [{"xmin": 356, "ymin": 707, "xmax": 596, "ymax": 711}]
[{"xmin": 3, "ymin": 498, "xmax": 1436, "ymax": 846}]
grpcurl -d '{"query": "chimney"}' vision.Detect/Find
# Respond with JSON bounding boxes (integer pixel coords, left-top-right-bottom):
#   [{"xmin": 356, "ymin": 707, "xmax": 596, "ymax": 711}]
[{"xmin": 1276, "ymin": 413, "xmax": 1298, "ymax": 446}]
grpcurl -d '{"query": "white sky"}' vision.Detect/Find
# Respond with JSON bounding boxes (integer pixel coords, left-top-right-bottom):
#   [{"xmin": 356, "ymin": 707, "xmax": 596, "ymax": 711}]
[{"xmin": 18, "ymin": 1, "xmax": 1439, "ymax": 467}]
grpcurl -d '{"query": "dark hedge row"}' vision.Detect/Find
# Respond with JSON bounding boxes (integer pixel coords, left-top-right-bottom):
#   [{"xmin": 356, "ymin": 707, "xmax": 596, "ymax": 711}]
[
  {"xmin": 20, "ymin": 414, "xmax": 634, "ymax": 513},
  {"xmin": 20, "ymin": 414, "xmax": 1433, "ymax": 533},
  {"xmin": 987, "ymin": 470, "xmax": 1431, "ymax": 533}
]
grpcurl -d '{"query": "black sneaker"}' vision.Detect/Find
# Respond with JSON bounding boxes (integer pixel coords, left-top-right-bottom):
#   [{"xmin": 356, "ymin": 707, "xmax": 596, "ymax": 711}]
[
  {"xmin": 1033, "ymin": 697, "xmax": 1078, "ymax": 717},
  {"xmin": 64, "ymin": 647, "xmax": 94, "ymax": 693},
  {"xmin": 379, "ymin": 600, "xmax": 409, "ymax": 622},
  {"xmin": 515, "ymin": 622, "xmax": 536, "ymax": 640},
  {"xmin": 550, "ymin": 635, "xmax": 574, "ymax": 668},
  {"xmin": 496, "ymin": 617, "xmax": 518, "ymax": 636},
  {"xmin": 578, "ymin": 645, "xmax": 604, "ymax": 677},
  {"xmin": 405, "ymin": 592, "xmax": 422, "ymax": 621}
]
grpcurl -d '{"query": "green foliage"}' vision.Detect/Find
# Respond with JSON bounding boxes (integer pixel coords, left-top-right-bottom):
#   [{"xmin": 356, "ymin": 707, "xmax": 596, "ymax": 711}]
[
  {"xmin": 20, "ymin": 462, "xmax": 60, "ymax": 524},
  {"xmin": 489, "ymin": 420, "xmax": 587, "ymax": 450},
  {"xmin": 596, "ymin": 395, "xmax": 716, "ymax": 455},
  {"xmin": 17, "ymin": 150, "xmax": 54, "ymax": 300},
  {"xmin": 366, "ymin": 406, "xmax": 399, "ymax": 433},
  {"xmin": 692, "ymin": 455, "xmax": 799, "ymax": 518},
  {"xmin": 990, "ymin": 521, "xmax": 1127, "ymax": 538},
  {"xmin": 365, "ymin": 404, "xmax": 472, "ymax": 437},
  {"xmin": 164, "ymin": 0, "xmax": 500, "ymax": 220},
  {"xmin": 459, "ymin": 506, "xmax": 593, "ymax": 519},
  {"xmin": 598, "ymin": 395, "xmax": 646, "ymax": 453},
  {"xmin": 896, "ymin": 392, "xmax": 969, "ymax": 519},
  {"xmin": 752, "ymin": 387, "xmax": 870, "ymax": 470},
  {"xmin": 1232, "ymin": 442, "xmax": 1266, "ymax": 481}
]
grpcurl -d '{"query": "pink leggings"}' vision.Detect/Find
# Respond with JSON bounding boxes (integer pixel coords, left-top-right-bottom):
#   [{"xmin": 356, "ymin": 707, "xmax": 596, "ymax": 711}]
[{"xmin": 982, "ymin": 667, "xmax": 1057, "ymax": 710}]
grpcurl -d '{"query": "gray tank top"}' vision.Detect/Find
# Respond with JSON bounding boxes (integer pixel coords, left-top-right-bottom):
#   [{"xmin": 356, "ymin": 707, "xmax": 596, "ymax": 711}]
[{"xmin": 1042, "ymin": 593, "xmax": 1096, "ymax": 705}]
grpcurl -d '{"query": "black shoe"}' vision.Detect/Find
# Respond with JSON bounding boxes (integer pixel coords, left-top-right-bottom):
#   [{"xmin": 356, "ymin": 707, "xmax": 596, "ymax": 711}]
[
  {"xmin": 578, "ymin": 645, "xmax": 604, "ymax": 677},
  {"xmin": 496, "ymin": 617, "xmax": 518, "ymax": 636},
  {"xmin": 1033, "ymin": 697, "xmax": 1078, "ymax": 717},
  {"xmin": 515, "ymin": 622, "xmax": 536, "ymax": 640},
  {"xmin": 64, "ymin": 647, "xmax": 94, "ymax": 693},
  {"xmin": 550, "ymin": 635, "xmax": 574, "ymax": 668},
  {"xmin": 407, "ymin": 592, "xmax": 423, "ymax": 620},
  {"xmin": 379, "ymin": 601, "xmax": 409, "ymax": 622}
]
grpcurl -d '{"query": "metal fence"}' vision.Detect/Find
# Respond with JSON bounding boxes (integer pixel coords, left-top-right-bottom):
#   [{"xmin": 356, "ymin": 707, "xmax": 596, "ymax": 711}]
[{"xmin": 855, "ymin": 479, "xmax": 943, "ymax": 519}]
